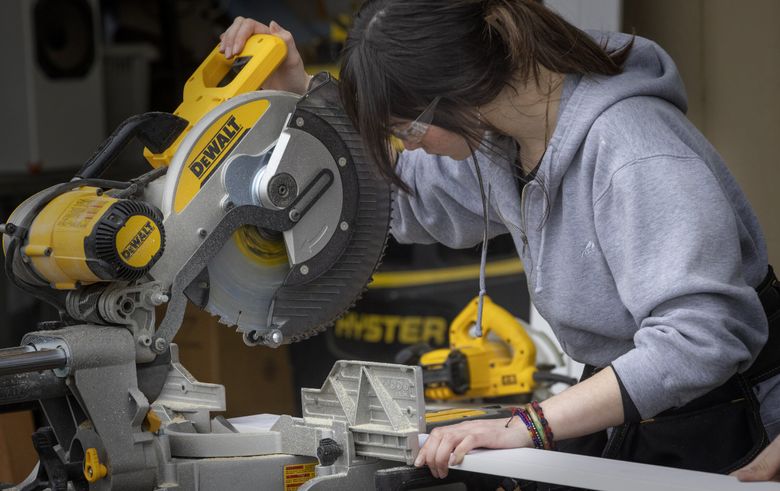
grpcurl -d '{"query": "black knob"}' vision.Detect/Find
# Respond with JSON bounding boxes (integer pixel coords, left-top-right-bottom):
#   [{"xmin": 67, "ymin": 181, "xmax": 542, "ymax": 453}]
[{"xmin": 316, "ymin": 438, "xmax": 343, "ymax": 466}]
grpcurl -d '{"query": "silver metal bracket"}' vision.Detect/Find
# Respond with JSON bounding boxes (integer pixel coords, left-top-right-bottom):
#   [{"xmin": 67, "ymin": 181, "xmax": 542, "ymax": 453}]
[{"xmin": 300, "ymin": 361, "xmax": 425, "ymax": 466}]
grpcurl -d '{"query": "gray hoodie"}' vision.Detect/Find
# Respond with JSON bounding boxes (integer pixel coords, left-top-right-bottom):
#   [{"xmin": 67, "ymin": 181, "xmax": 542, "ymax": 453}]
[{"xmin": 390, "ymin": 32, "xmax": 769, "ymax": 419}]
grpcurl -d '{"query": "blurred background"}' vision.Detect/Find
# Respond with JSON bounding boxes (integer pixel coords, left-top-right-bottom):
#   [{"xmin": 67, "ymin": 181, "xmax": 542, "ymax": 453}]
[{"xmin": 0, "ymin": 0, "xmax": 777, "ymax": 482}]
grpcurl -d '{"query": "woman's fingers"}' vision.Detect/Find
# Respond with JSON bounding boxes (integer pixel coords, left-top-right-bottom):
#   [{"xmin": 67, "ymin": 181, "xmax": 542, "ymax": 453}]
[
  {"xmin": 418, "ymin": 428, "xmax": 443, "ymax": 477},
  {"xmin": 232, "ymin": 18, "xmax": 266, "ymax": 58},
  {"xmin": 732, "ymin": 436, "xmax": 780, "ymax": 482},
  {"xmin": 220, "ymin": 16, "xmax": 244, "ymax": 57},
  {"xmin": 220, "ymin": 17, "xmax": 267, "ymax": 58},
  {"xmin": 415, "ymin": 424, "xmax": 475, "ymax": 479},
  {"xmin": 433, "ymin": 432, "xmax": 458, "ymax": 477},
  {"xmin": 451, "ymin": 433, "xmax": 480, "ymax": 466}
]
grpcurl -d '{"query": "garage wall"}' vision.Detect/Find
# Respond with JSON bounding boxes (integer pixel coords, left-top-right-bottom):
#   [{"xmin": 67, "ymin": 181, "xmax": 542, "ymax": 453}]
[{"xmin": 624, "ymin": 0, "xmax": 780, "ymax": 265}]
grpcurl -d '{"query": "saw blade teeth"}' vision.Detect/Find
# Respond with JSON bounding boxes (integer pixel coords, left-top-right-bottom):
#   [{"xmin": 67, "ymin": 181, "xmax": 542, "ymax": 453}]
[{"xmin": 202, "ymin": 304, "xmax": 237, "ymax": 328}]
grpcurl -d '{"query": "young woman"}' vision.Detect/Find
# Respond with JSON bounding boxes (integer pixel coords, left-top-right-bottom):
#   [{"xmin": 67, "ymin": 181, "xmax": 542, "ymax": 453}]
[{"xmin": 220, "ymin": 0, "xmax": 780, "ymax": 483}]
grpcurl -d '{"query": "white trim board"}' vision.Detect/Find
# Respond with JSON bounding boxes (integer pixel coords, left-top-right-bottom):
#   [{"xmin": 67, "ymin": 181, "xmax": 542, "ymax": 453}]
[{"xmin": 449, "ymin": 447, "xmax": 780, "ymax": 491}]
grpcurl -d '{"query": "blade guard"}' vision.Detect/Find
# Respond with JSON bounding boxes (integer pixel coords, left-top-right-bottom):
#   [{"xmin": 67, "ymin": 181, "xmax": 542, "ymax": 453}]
[
  {"xmin": 144, "ymin": 34, "xmax": 287, "ymax": 168},
  {"xmin": 258, "ymin": 74, "xmax": 392, "ymax": 346}
]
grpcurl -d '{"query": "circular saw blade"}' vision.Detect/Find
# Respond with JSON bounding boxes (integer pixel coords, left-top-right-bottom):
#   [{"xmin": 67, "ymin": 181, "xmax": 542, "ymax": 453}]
[{"xmin": 203, "ymin": 226, "xmax": 288, "ymax": 332}]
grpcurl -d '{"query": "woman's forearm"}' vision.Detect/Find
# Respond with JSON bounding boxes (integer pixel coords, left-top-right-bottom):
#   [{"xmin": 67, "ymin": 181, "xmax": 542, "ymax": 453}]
[{"xmin": 541, "ymin": 366, "xmax": 625, "ymax": 441}]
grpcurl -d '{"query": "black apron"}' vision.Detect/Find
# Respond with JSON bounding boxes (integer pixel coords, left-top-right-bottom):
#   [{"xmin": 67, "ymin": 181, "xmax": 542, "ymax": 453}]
[{"xmin": 519, "ymin": 266, "xmax": 780, "ymax": 491}]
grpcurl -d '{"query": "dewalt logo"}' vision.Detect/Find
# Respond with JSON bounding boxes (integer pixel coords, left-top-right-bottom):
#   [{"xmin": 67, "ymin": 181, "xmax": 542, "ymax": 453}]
[
  {"xmin": 121, "ymin": 220, "xmax": 157, "ymax": 261},
  {"xmin": 188, "ymin": 115, "xmax": 243, "ymax": 179}
]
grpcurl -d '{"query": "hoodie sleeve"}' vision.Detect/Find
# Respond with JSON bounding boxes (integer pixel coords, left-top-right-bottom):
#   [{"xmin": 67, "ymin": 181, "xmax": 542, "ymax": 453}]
[
  {"xmin": 390, "ymin": 149, "xmax": 509, "ymax": 247},
  {"xmin": 593, "ymin": 155, "xmax": 768, "ymax": 419}
]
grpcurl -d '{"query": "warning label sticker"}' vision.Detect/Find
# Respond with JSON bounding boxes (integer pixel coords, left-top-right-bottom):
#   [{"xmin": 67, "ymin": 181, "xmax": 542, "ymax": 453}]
[{"xmin": 283, "ymin": 462, "xmax": 316, "ymax": 491}]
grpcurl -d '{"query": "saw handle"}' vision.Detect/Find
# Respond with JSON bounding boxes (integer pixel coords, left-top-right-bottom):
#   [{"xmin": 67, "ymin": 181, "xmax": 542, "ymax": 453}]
[
  {"xmin": 144, "ymin": 34, "xmax": 288, "ymax": 168},
  {"xmin": 74, "ymin": 112, "xmax": 187, "ymax": 180},
  {"xmin": 188, "ymin": 34, "xmax": 288, "ymax": 97}
]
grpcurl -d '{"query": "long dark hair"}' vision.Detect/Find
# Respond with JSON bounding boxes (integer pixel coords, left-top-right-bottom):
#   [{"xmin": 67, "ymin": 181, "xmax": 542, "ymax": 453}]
[{"xmin": 339, "ymin": 0, "xmax": 634, "ymax": 192}]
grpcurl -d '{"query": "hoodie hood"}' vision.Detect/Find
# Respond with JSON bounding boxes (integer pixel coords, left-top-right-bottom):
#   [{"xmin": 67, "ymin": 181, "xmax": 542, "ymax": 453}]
[{"xmin": 539, "ymin": 32, "xmax": 689, "ymax": 207}]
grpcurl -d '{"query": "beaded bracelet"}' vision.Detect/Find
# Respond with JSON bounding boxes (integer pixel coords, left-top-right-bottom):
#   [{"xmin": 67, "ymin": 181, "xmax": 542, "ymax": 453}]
[
  {"xmin": 518, "ymin": 408, "xmax": 546, "ymax": 449},
  {"xmin": 527, "ymin": 401, "xmax": 556, "ymax": 450},
  {"xmin": 505, "ymin": 407, "xmax": 545, "ymax": 449},
  {"xmin": 524, "ymin": 403, "xmax": 550, "ymax": 449}
]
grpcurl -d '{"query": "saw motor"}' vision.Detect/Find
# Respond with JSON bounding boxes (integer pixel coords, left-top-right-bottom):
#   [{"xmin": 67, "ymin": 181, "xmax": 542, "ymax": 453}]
[{"xmin": 4, "ymin": 186, "xmax": 164, "ymax": 290}]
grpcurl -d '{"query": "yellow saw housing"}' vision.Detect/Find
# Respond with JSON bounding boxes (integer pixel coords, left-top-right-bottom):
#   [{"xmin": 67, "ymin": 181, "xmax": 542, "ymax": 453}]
[
  {"xmin": 13, "ymin": 187, "xmax": 164, "ymax": 289},
  {"xmin": 421, "ymin": 296, "xmax": 537, "ymax": 401}
]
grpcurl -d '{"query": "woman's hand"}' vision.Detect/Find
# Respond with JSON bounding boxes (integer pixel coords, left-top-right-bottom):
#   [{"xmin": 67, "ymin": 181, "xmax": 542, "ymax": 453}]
[
  {"xmin": 415, "ymin": 368, "xmax": 625, "ymax": 479},
  {"xmin": 219, "ymin": 17, "xmax": 312, "ymax": 95},
  {"xmin": 732, "ymin": 434, "xmax": 780, "ymax": 482},
  {"xmin": 415, "ymin": 417, "xmax": 530, "ymax": 479}
]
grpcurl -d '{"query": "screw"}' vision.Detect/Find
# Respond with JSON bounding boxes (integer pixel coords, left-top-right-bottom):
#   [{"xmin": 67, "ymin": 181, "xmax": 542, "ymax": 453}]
[
  {"xmin": 289, "ymin": 209, "xmax": 301, "ymax": 222},
  {"xmin": 295, "ymin": 117, "xmax": 304, "ymax": 127},
  {"xmin": 339, "ymin": 221, "xmax": 349, "ymax": 231},
  {"xmin": 197, "ymin": 228, "xmax": 208, "ymax": 238},
  {"xmin": 338, "ymin": 157, "xmax": 347, "ymax": 167},
  {"xmin": 300, "ymin": 265, "xmax": 309, "ymax": 275},
  {"xmin": 153, "ymin": 338, "xmax": 167, "ymax": 353},
  {"xmin": 149, "ymin": 292, "xmax": 169, "ymax": 306},
  {"xmin": 222, "ymin": 200, "xmax": 235, "ymax": 212},
  {"xmin": 263, "ymin": 329, "xmax": 284, "ymax": 348},
  {"xmin": 271, "ymin": 330, "xmax": 283, "ymax": 344}
]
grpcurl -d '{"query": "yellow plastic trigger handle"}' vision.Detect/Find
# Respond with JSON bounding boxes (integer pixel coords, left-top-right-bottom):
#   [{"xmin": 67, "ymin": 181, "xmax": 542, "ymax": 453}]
[{"xmin": 144, "ymin": 34, "xmax": 288, "ymax": 168}]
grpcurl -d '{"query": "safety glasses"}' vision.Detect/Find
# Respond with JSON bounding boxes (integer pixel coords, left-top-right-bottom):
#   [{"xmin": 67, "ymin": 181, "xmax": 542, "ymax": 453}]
[{"xmin": 389, "ymin": 96, "xmax": 441, "ymax": 144}]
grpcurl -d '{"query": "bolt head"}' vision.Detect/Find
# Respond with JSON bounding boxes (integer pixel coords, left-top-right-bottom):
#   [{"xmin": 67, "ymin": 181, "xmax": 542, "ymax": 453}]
[
  {"xmin": 197, "ymin": 228, "xmax": 208, "ymax": 238},
  {"xmin": 339, "ymin": 221, "xmax": 349, "ymax": 231},
  {"xmin": 152, "ymin": 292, "xmax": 169, "ymax": 305},
  {"xmin": 261, "ymin": 329, "xmax": 284, "ymax": 348},
  {"xmin": 295, "ymin": 117, "xmax": 304, "ymax": 127},
  {"xmin": 271, "ymin": 330, "xmax": 283, "ymax": 344},
  {"xmin": 153, "ymin": 338, "xmax": 167, "ymax": 352},
  {"xmin": 300, "ymin": 265, "xmax": 309, "ymax": 275},
  {"xmin": 338, "ymin": 157, "xmax": 347, "ymax": 167}
]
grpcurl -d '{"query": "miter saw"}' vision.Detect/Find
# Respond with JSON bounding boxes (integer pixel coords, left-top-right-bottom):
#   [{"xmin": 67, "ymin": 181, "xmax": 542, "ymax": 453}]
[{"xmin": 0, "ymin": 35, "xmax": 427, "ymax": 490}]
